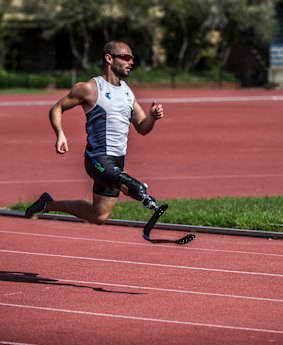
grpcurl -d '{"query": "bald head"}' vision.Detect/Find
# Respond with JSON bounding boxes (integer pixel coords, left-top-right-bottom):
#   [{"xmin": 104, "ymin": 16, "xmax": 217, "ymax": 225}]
[{"xmin": 104, "ymin": 41, "xmax": 131, "ymax": 55}]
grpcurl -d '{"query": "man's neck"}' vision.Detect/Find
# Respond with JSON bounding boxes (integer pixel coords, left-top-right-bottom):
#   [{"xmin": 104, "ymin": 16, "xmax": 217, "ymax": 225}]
[{"xmin": 102, "ymin": 73, "xmax": 121, "ymax": 86}]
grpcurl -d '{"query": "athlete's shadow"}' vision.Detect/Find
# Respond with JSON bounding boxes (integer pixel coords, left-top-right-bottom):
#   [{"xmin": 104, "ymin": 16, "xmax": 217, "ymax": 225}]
[{"xmin": 0, "ymin": 271, "xmax": 144, "ymax": 295}]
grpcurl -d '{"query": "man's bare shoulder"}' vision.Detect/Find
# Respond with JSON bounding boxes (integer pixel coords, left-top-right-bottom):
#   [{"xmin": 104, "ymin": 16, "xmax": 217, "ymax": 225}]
[
  {"xmin": 68, "ymin": 79, "xmax": 98, "ymax": 109},
  {"xmin": 70, "ymin": 80, "xmax": 97, "ymax": 99}
]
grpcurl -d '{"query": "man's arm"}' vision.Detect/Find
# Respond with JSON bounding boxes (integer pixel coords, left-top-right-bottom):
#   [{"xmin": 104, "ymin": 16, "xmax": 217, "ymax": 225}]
[
  {"xmin": 131, "ymin": 100, "xmax": 164, "ymax": 135},
  {"xmin": 49, "ymin": 82, "xmax": 96, "ymax": 154}
]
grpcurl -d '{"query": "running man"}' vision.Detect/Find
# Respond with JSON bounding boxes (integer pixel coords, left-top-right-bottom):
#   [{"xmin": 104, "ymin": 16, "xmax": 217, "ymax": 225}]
[{"xmin": 25, "ymin": 41, "xmax": 164, "ymax": 224}]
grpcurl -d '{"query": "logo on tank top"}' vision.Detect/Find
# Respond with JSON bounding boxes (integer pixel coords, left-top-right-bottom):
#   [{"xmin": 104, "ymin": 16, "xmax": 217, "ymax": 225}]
[
  {"xmin": 105, "ymin": 92, "xmax": 111, "ymax": 100},
  {"xmin": 125, "ymin": 92, "xmax": 132, "ymax": 102}
]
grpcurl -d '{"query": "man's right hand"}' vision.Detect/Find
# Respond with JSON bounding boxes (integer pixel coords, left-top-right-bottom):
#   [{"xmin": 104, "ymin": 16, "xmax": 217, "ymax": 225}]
[{"xmin": 56, "ymin": 133, "xmax": 68, "ymax": 154}]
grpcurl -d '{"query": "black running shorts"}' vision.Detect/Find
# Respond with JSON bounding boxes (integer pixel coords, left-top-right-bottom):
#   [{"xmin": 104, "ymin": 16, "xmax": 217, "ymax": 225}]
[{"xmin": 84, "ymin": 155, "xmax": 125, "ymax": 197}]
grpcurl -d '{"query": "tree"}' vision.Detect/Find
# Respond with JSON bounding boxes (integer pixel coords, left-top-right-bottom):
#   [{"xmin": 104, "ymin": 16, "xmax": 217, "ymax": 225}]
[
  {"xmin": 18, "ymin": 0, "xmax": 158, "ymax": 69},
  {"xmin": 158, "ymin": 0, "xmax": 216, "ymax": 71},
  {"xmin": 115, "ymin": 0, "xmax": 157, "ymax": 66},
  {"xmin": 0, "ymin": 0, "xmax": 26, "ymax": 70},
  {"xmin": 157, "ymin": 0, "xmax": 279, "ymax": 71},
  {"xmin": 1, "ymin": 0, "xmax": 279, "ymax": 73},
  {"xmin": 0, "ymin": 6, "xmax": 5, "ymax": 68},
  {"xmin": 208, "ymin": 0, "xmax": 278, "ymax": 68},
  {"xmin": 18, "ymin": 0, "xmax": 105, "ymax": 70}
]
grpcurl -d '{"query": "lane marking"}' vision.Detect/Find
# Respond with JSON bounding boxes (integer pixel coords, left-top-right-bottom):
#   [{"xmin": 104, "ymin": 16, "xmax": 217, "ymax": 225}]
[
  {"xmin": 2, "ymin": 273, "xmax": 281, "ymax": 302},
  {"xmin": 139, "ymin": 95, "xmax": 283, "ymax": 104},
  {"xmin": 3, "ymin": 292, "xmax": 23, "ymax": 297},
  {"xmin": 0, "ymin": 342, "xmax": 37, "ymax": 345},
  {"xmin": 1, "ymin": 95, "xmax": 283, "ymax": 107},
  {"xmin": 1, "ymin": 249, "xmax": 283, "ymax": 277},
  {"xmin": 0, "ymin": 179, "xmax": 89, "ymax": 185},
  {"xmin": 57, "ymin": 278, "xmax": 283, "ymax": 303},
  {"xmin": 0, "ymin": 303, "xmax": 282, "ymax": 334},
  {"xmin": 1, "ymin": 174, "xmax": 283, "ymax": 185},
  {"xmin": 0, "ymin": 101, "xmax": 53, "ymax": 107},
  {"xmin": 1, "ymin": 230, "xmax": 283, "ymax": 258}
]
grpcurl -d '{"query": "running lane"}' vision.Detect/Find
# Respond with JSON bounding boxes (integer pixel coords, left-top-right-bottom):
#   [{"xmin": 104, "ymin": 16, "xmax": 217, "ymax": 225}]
[
  {"xmin": 1, "ymin": 216, "xmax": 283, "ymax": 345},
  {"xmin": 1, "ymin": 89, "xmax": 283, "ymax": 206}
]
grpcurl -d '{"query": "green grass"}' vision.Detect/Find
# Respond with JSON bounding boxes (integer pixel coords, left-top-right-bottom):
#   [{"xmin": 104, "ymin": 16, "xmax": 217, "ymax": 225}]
[{"xmin": 8, "ymin": 196, "xmax": 283, "ymax": 232}]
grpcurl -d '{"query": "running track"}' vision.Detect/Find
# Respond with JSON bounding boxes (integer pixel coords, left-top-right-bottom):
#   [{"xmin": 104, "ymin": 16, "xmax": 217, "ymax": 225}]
[
  {"xmin": 1, "ymin": 88, "xmax": 283, "ymax": 205},
  {"xmin": 0, "ymin": 88, "xmax": 283, "ymax": 344}
]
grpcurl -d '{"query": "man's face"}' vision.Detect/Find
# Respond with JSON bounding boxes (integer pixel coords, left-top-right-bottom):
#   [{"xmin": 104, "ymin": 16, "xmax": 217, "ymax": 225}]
[{"xmin": 109, "ymin": 45, "xmax": 134, "ymax": 79}]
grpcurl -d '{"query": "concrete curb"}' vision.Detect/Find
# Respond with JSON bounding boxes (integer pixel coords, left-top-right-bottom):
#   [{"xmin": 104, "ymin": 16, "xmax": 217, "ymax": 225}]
[{"xmin": 1, "ymin": 209, "xmax": 282, "ymax": 239}]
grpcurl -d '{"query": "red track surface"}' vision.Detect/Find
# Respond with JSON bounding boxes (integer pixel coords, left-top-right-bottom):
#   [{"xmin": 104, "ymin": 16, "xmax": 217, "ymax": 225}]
[
  {"xmin": 1, "ymin": 217, "xmax": 283, "ymax": 344},
  {"xmin": 1, "ymin": 88, "xmax": 283, "ymax": 205},
  {"xmin": 1, "ymin": 88, "xmax": 283, "ymax": 344}
]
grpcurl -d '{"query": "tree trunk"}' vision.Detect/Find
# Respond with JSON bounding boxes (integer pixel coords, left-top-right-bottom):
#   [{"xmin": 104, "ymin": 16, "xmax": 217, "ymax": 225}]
[
  {"xmin": 178, "ymin": 35, "xmax": 189, "ymax": 70},
  {"xmin": 67, "ymin": 24, "xmax": 90, "ymax": 70},
  {"xmin": 80, "ymin": 20, "xmax": 90, "ymax": 70}
]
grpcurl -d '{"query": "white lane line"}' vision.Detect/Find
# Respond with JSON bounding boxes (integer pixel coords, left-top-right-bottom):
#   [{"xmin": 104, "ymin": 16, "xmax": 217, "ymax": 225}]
[
  {"xmin": 1, "ymin": 174, "xmax": 283, "ymax": 185},
  {"xmin": 0, "ymin": 179, "xmax": 89, "ymax": 185},
  {"xmin": 57, "ymin": 278, "xmax": 283, "ymax": 303},
  {"xmin": 0, "ymin": 101, "xmax": 53, "ymax": 106},
  {"xmin": 1, "ymin": 249, "xmax": 283, "ymax": 278},
  {"xmin": 139, "ymin": 95, "xmax": 283, "ymax": 104},
  {"xmin": 1, "ymin": 230, "xmax": 283, "ymax": 258},
  {"xmin": 3, "ymin": 292, "xmax": 23, "ymax": 297},
  {"xmin": 0, "ymin": 303, "xmax": 282, "ymax": 334},
  {"xmin": 2, "ymin": 274, "xmax": 281, "ymax": 302},
  {"xmin": 0, "ymin": 342, "xmax": 37, "ymax": 345},
  {"xmin": 1, "ymin": 95, "xmax": 283, "ymax": 107}
]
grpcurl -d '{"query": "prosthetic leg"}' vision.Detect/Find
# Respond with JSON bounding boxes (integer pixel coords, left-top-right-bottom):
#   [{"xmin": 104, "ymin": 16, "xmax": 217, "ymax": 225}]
[
  {"xmin": 116, "ymin": 172, "xmax": 195, "ymax": 245},
  {"xmin": 118, "ymin": 172, "xmax": 159, "ymax": 210}
]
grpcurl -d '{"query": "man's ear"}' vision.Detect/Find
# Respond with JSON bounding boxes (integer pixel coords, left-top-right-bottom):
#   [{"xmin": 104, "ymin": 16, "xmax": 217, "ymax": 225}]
[{"xmin": 105, "ymin": 53, "xmax": 112, "ymax": 64}]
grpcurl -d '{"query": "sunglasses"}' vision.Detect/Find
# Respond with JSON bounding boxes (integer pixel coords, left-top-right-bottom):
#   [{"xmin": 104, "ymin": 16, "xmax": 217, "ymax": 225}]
[{"xmin": 110, "ymin": 54, "xmax": 134, "ymax": 62}]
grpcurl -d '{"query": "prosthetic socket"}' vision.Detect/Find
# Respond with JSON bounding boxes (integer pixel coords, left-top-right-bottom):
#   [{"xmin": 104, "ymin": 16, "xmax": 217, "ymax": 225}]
[{"xmin": 117, "ymin": 172, "xmax": 158, "ymax": 210}]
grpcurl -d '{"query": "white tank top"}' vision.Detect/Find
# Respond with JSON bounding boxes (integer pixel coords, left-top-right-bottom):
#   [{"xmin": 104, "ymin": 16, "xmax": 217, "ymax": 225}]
[{"xmin": 84, "ymin": 76, "xmax": 135, "ymax": 158}]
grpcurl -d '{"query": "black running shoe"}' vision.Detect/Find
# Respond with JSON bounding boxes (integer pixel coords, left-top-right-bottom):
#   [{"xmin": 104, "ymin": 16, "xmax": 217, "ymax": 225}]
[{"xmin": 25, "ymin": 192, "xmax": 53, "ymax": 218}]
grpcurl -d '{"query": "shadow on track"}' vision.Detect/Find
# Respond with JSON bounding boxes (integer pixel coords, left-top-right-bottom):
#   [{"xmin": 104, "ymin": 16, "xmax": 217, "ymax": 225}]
[{"xmin": 0, "ymin": 271, "xmax": 144, "ymax": 295}]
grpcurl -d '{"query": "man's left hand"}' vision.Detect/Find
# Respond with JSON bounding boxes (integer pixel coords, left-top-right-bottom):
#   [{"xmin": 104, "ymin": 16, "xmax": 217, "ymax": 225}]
[{"xmin": 150, "ymin": 101, "xmax": 164, "ymax": 120}]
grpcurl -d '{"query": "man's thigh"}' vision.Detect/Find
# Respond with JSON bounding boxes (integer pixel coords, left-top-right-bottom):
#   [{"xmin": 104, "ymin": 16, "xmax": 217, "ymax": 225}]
[{"xmin": 85, "ymin": 156, "xmax": 124, "ymax": 197}]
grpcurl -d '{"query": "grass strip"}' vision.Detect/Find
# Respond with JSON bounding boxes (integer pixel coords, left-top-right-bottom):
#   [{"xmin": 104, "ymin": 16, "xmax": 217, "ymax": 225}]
[{"xmin": 8, "ymin": 196, "xmax": 283, "ymax": 232}]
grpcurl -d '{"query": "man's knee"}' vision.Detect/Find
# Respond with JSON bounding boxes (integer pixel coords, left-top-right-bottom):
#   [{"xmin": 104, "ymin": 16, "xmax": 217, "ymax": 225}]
[
  {"xmin": 88, "ymin": 213, "xmax": 109, "ymax": 225},
  {"xmin": 89, "ymin": 193, "xmax": 117, "ymax": 225}
]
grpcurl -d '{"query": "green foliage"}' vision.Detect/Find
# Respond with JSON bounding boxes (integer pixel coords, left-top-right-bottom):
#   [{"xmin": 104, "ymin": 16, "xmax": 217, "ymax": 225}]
[
  {"xmin": 53, "ymin": 72, "xmax": 73, "ymax": 89},
  {"xmin": 159, "ymin": 0, "xmax": 213, "ymax": 70},
  {"xmin": 54, "ymin": 64, "xmax": 102, "ymax": 88},
  {"xmin": 83, "ymin": 64, "xmax": 103, "ymax": 78},
  {"xmin": 158, "ymin": 0, "xmax": 278, "ymax": 70},
  {"xmin": 0, "ymin": 0, "xmax": 279, "ymax": 74},
  {"xmin": 128, "ymin": 66, "xmax": 235, "ymax": 84},
  {"xmin": 0, "ymin": 65, "xmax": 236, "ymax": 90},
  {"xmin": 129, "ymin": 67, "xmax": 173, "ymax": 83},
  {"xmin": 25, "ymin": 74, "xmax": 54, "ymax": 88},
  {"xmin": 0, "ymin": 72, "xmax": 53, "ymax": 88}
]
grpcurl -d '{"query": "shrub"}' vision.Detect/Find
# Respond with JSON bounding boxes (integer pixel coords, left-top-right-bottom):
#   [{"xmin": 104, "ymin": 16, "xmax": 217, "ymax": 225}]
[
  {"xmin": 0, "ymin": 72, "xmax": 53, "ymax": 88},
  {"xmin": 26, "ymin": 74, "xmax": 53, "ymax": 88},
  {"xmin": 54, "ymin": 72, "xmax": 73, "ymax": 89}
]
